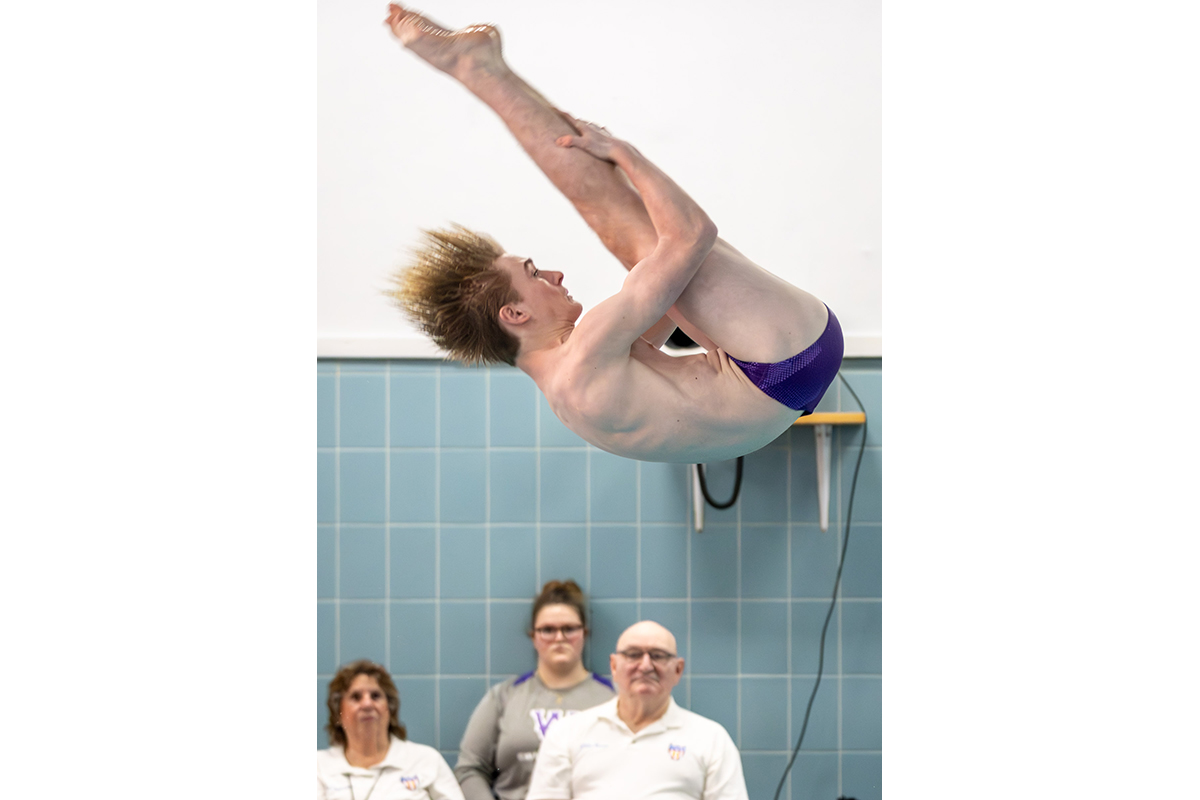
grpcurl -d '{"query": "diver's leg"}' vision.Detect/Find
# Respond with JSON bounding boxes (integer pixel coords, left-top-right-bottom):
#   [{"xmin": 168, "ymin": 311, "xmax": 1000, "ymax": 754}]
[{"xmin": 387, "ymin": 4, "xmax": 657, "ymax": 269}]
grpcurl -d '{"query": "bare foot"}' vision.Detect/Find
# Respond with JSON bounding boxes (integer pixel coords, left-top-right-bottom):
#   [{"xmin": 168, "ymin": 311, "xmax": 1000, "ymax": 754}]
[{"xmin": 384, "ymin": 3, "xmax": 504, "ymax": 78}]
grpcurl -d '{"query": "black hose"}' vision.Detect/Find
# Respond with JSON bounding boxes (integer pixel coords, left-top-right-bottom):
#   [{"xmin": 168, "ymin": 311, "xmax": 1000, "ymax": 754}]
[
  {"xmin": 695, "ymin": 456, "xmax": 743, "ymax": 509},
  {"xmin": 772, "ymin": 372, "xmax": 868, "ymax": 800}
]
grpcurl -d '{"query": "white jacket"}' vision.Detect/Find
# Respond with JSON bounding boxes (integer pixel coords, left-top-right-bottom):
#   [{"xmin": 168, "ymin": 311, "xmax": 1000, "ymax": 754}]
[{"xmin": 317, "ymin": 736, "xmax": 465, "ymax": 800}]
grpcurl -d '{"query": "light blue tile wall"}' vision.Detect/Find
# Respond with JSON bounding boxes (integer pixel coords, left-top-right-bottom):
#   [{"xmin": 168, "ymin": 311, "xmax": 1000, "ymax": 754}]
[{"xmin": 317, "ymin": 358, "xmax": 883, "ymax": 800}]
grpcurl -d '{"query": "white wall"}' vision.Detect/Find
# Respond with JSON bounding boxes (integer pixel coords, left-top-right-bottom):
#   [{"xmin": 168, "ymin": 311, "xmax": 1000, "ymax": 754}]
[{"xmin": 319, "ymin": 0, "xmax": 881, "ymax": 357}]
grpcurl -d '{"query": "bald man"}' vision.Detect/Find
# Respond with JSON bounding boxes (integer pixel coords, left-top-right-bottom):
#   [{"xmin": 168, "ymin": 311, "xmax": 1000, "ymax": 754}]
[{"xmin": 526, "ymin": 621, "xmax": 748, "ymax": 800}]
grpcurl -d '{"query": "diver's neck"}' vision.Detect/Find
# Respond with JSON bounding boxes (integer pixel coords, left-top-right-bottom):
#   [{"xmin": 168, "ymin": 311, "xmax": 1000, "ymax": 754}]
[{"xmin": 515, "ymin": 326, "xmax": 573, "ymax": 377}]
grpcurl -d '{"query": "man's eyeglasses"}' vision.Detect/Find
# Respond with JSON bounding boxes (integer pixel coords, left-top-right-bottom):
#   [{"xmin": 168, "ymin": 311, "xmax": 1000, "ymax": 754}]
[
  {"xmin": 534, "ymin": 624, "xmax": 584, "ymax": 639},
  {"xmin": 614, "ymin": 648, "xmax": 677, "ymax": 664}
]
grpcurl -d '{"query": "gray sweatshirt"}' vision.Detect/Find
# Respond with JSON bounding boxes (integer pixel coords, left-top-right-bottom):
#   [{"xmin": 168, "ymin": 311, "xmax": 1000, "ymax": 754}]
[{"xmin": 453, "ymin": 671, "xmax": 615, "ymax": 800}]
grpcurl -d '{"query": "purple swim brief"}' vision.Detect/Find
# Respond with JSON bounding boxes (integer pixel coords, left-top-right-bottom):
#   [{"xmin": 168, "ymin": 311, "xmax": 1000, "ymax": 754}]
[{"xmin": 728, "ymin": 305, "xmax": 844, "ymax": 415}]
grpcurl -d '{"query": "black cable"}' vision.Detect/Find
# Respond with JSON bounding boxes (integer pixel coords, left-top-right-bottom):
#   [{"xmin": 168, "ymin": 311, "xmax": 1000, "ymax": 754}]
[
  {"xmin": 695, "ymin": 456, "xmax": 744, "ymax": 509},
  {"xmin": 773, "ymin": 372, "xmax": 869, "ymax": 800}
]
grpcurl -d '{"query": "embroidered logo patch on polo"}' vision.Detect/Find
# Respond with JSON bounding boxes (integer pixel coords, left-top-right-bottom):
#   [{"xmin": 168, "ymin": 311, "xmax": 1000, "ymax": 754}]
[
  {"xmin": 668, "ymin": 743, "xmax": 686, "ymax": 761},
  {"xmin": 400, "ymin": 776, "xmax": 420, "ymax": 790}
]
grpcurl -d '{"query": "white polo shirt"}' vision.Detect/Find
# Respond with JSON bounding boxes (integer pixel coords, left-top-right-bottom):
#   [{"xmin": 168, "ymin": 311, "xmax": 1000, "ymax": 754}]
[
  {"xmin": 526, "ymin": 697, "xmax": 748, "ymax": 800},
  {"xmin": 317, "ymin": 736, "xmax": 465, "ymax": 800}
]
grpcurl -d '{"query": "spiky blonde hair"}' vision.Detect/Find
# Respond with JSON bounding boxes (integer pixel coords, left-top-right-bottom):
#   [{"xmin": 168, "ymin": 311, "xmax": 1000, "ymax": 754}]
[{"xmin": 387, "ymin": 225, "xmax": 521, "ymax": 366}]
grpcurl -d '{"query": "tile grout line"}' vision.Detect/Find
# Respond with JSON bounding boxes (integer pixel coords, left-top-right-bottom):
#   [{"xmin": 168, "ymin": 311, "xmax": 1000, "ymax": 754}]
[
  {"xmin": 633, "ymin": 459, "xmax": 640, "ymax": 623},
  {"xmin": 736, "ymin": 465, "xmax": 743, "ymax": 749},
  {"xmin": 635, "ymin": 460, "xmax": 644, "ymax": 686},
  {"xmin": 320, "ymin": 444, "xmax": 883, "ymax": 454},
  {"xmin": 484, "ymin": 367, "xmax": 492, "ymax": 691},
  {"xmin": 334, "ymin": 521, "xmax": 884, "ymax": 530},
  {"xmin": 786, "ymin": 429, "xmax": 794, "ymax": 799},
  {"xmin": 835, "ymin": 418, "xmax": 844, "ymax": 798},
  {"xmin": 534, "ymin": 393, "xmax": 542, "ymax": 589},
  {"xmin": 584, "ymin": 443, "xmax": 592, "ymax": 673},
  {"xmin": 384, "ymin": 364, "xmax": 392, "ymax": 672},
  {"xmin": 433, "ymin": 363, "xmax": 441, "ymax": 750},
  {"xmin": 370, "ymin": 596, "xmax": 866, "ymax": 604},
  {"xmin": 334, "ymin": 364, "xmax": 341, "ymax": 670},
  {"xmin": 376, "ymin": 671, "xmax": 873, "ymax": 679},
  {"xmin": 684, "ymin": 461, "xmax": 691, "ymax": 710},
  {"xmin": 585, "ymin": 443, "xmax": 593, "ymax": 671}
]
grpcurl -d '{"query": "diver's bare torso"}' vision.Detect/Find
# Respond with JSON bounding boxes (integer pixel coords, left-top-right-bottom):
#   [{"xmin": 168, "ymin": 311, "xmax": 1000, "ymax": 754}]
[{"xmin": 531, "ymin": 336, "xmax": 800, "ymax": 464}]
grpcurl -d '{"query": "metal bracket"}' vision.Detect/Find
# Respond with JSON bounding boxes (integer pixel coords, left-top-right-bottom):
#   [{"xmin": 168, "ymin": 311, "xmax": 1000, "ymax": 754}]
[{"xmin": 814, "ymin": 424, "xmax": 834, "ymax": 532}]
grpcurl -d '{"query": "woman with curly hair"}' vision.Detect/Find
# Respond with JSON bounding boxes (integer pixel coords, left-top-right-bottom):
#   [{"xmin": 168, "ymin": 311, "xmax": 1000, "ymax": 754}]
[{"xmin": 319, "ymin": 659, "xmax": 464, "ymax": 799}]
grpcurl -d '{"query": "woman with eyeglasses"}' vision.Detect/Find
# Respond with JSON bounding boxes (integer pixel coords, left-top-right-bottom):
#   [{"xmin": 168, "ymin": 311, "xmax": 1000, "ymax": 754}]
[
  {"xmin": 454, "ymin": 580, "xmax": 615, "ymax": 800},
  {"xmin": 318, "ymin": 659, "xmax": 464, "ymax": 799}
]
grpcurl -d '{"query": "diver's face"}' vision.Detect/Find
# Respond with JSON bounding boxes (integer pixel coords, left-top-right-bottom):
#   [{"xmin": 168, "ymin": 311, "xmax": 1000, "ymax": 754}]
[{"xmin": 494, "ymin": 254, "xmax": 581, "ymax": 323}]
